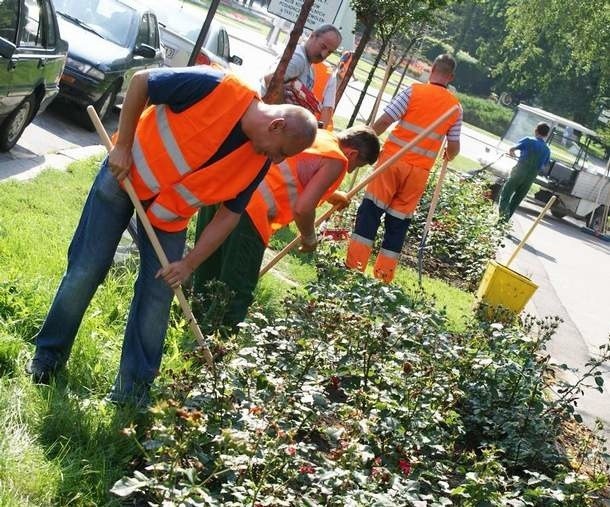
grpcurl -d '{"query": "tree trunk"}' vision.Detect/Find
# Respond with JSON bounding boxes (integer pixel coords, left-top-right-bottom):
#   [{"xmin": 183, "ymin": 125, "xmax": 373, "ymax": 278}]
[
  {"xmin": 335, "ymin": 21, "xmax": 374, "ymax": 106},
  {"xmin": 263, "ymin": 0, "xmax": 315, "ymax": 104},
  {"xmin": 367, "ymin": 46, "xmax": 396, "ymax": 124},
  {"xmin": 347, "ymin": 37, "xmax": 389, "ymax": 128},
  {"xmin": 393, "ymin": 57, "xmax": 411, "ymax": 98}
]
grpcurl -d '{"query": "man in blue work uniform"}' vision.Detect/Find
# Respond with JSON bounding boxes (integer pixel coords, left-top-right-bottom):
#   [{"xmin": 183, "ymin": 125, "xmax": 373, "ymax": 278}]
[{"xmin": 499, "ymin": 122, "xmax": 551, "ymax": 220}]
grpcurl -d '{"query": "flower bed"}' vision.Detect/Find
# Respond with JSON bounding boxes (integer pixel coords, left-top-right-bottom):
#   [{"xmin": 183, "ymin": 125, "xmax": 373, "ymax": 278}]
[{"xmin": 112, "ymin": 252, "xmax": 609, "ymax": 505}]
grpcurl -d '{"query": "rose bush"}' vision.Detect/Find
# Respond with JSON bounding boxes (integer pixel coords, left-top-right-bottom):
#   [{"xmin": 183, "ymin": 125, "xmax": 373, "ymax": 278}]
[{"xmin": 112, "ymin": 250, "xmax": 608, "ymax": 505}]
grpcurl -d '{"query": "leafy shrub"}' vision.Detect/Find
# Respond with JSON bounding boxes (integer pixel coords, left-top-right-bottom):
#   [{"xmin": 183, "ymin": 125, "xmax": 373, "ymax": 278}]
[
  {"xmin": 402, "ymin": 171, "xmax": 509, "ymax": 291},
  {"xmin": 453, "ymin": 51, "xmax": 494, "ymax": 96},
  {"xmin": 457, "ymin": 93, "xmax": 514, "ymax": 136},
  {"xmin": 111, "ymin": 251, "xmax": 609, "ymax": 505}
]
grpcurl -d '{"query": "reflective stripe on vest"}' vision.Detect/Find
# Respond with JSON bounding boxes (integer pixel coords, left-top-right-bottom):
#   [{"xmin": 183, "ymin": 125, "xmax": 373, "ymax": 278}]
[
  {"xmin": 278, "ymin": 161, "xmax": 299, "ymax": 215},
  {"xmin": 387, "ymin": 133, "xmax": 438, "ymax": 159},
  {"xmin": 155, "ymin": 105, "xmax": 191, "ymax": 177},
  {"xmin": 149, "ymin": 202, "xmax": 181, "ymax": 224},
  {"xmin": 132, "ymin": 136, "xmax": 160, "ymax": 194},
  {"xmin": 175, "ymin": 183, "xmax": 201, "ymax": 208},
  {"xmin": 383, "ymin": 83, "xmax": 460, "ymax": 170},
  {"xmin": 246, "ymin": 130, "xmax": 348, "ymax": 245},
  {"xmin": 258, "ymin": 181, "xmax": 278, "ymax": 220},
  {"xmin": 398, "ymin": 119, "xmax": 445, "ymax": 140},
  {"xmin": 123, "ymin": 72, "xmax": 267, "ymax": 232}
]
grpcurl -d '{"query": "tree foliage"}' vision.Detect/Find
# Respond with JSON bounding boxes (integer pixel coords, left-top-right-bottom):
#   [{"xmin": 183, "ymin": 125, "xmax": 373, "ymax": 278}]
[
  {"xmin": 496, "ymin": 0, "xmax": 610, "ymax": 124},
  {"xmin": 436, "ymin": 0, "xmax": 609, "ymax": 125}
]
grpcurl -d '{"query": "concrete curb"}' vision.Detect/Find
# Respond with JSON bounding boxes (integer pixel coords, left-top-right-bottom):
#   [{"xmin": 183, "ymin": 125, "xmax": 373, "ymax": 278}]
[{"xmin": 0, "ymin": 145, "xmax": 105, "ymax": 183}]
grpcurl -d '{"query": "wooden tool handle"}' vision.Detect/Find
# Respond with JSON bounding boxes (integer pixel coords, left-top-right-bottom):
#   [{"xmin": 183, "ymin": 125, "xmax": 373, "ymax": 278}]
[
  {"xmin": 87, "ymin": 106, "xmax": 214, "ymax": 368},
  {"xmin": 506, "ymin": 195, "xmax": 557, "ymax": 267}
]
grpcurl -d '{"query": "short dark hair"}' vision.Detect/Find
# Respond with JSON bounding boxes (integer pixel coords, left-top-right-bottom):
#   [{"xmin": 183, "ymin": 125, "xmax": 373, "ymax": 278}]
[
  {"xmin": 337, "ymin": 125, "xmax": 380, "ymax": 165},
  {"xmin": 433, "ymin": 54, "xmax": 457, "ymax": 75},
  {"xmin": 312, "ymin": 24, "xmax": 342, "ymax": 42},
  {"xmin": 536, "ymin": 122, "xmax": 551, "ymax": 137}
]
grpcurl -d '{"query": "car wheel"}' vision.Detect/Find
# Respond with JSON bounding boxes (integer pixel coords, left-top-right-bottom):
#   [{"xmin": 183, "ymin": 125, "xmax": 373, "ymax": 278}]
[
  {"xmin": 550, "ymin": 208, "xmax": 566, "ymax": 219},
  {"xmin": 95, "ymin": 83, "xmax": 119, "ymax": 121},
  {"xmin": 0, "ymin": 94, "xmax": 35, "ymax": 151},
  {"xmin": 81, "ymin": 84, "xmax": 119, "ymax": 131}
]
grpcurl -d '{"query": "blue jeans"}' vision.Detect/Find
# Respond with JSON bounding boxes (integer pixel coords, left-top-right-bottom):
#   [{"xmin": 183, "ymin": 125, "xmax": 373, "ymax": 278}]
[{"xmin": 33, "ymin": 161, "xmax": 186, "ymax": 401}]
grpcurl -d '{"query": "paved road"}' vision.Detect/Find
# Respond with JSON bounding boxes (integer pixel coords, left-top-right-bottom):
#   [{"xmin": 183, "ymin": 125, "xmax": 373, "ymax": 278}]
[
  {"xmin": 499, "ymin": 201, "xmax": 610, "ymax": 440},
  {"xmin": 0, "ymin": 103, "xmax": 116, "ymax": 181}
]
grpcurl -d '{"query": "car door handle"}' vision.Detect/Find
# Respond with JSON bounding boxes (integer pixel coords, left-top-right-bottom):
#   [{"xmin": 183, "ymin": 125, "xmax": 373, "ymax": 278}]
[{"xmin": 37, "ymin": 58, "xmax": 46, "ymax": 68}]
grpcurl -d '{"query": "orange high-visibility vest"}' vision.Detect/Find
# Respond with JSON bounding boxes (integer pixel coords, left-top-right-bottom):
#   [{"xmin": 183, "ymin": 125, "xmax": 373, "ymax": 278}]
[
  {"xmin": 383, "ymin": 83, "xmax": 460, "ymax": 170},
  {"xmin": 312, "ymin": 62, "xmax": 334, "ymax": 130},
  {"xmin": 127, "ymin": 73, "xmax": 267, "ymax": 232},
  {"xmin": 246, "ymin": 129, "xmax": 347, "ymax": 245},
  {"xmin": 312, "ymin": 62, "xmax": 332, "ymax": 104}
]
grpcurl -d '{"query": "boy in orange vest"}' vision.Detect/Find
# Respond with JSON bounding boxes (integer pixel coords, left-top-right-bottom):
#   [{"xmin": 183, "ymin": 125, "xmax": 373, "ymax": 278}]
[
  {"xmin": 346, "ymin": 54, "xmax": 462, "ymax": 283},
  {"xmin": 27, "ymin": 66, "xmax": 317, "ymax": 406},
  {"xmin": 193, "ymin": 126, "xmax": 380, "ymax": 333}
]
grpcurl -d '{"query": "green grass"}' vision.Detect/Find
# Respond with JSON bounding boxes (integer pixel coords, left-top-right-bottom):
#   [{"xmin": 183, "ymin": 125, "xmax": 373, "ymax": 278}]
[
  {"xmin": 448, "ymin": 153, "xmax": 481, "ymax": 173},
  {"xmin": 0, "ymin": 160, "xmax": 161, "ymax": 505},
  {"xmin": 265, "ymin": 220, "xmax": 475, "ymax": 333}
]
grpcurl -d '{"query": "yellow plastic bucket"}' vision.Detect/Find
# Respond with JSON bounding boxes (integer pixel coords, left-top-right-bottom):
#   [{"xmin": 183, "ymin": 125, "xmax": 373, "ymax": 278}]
[{"xmin": 476, "ymin": 260, "xmax": 538, "ymax": 315}]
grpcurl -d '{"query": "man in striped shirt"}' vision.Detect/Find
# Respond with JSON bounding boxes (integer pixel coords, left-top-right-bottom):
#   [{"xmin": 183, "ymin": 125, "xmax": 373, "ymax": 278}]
[{"xmin": 346, "ymin": 54, "xmax": 462, "ymax": 282}]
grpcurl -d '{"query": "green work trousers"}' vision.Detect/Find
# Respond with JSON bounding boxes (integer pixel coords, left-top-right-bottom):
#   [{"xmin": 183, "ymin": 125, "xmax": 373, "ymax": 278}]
[
  {"xmin": 498, "ymin": 162, "xmax": 538, "ymax": 220},
  {"xmin": 193, "ymin": 206, "xmax": 265, "ymax": 334}
]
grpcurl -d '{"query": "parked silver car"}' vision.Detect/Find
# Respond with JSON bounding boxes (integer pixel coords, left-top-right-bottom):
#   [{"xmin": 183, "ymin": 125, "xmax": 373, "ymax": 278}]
[{"xmin": 147, "ymin": 0, "xmax": 242, "ymax": 68}]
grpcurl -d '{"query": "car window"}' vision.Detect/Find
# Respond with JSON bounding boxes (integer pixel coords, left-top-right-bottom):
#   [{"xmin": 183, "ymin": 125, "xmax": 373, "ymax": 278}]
[
  {"xmin": 148, "ymin": 13, "xmax": 159, "ymax": 49},
  {"xmin": 20, "ymin": 0, "xmax": 45, "ymax": 47},
  {"xmin": 41, "ymin": 0, "xmax": 55, "ymax": 46},
  {"xmin": 0, "ymin": 0, "xmax": 19, "ymax": 43},
  {"xmin": 135, "ymin": 13, "xmax": 148, "ymax": 47},
  {"xmin": 215, "ymin": 28, "xmax": 224, "ymax": 58},
  {"xmin": 220, "ymin": 29, "xmax": 229, "ymax": 60},
  {"xmin": 53, "ymin": 0, "xmax": 136, "ymax": 48}
]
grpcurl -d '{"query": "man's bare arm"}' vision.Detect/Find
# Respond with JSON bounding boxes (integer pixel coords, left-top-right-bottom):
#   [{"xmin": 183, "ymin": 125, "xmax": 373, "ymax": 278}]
[
  {"xmin": 293, "ymin": 159, "xmax": 344, "ymax": 251},
  {"xmin": 156, "ymin": 205, "xmax": 241, "ymax": 288},
  {"xmin": 445, "ymin": 140, "xmax": 460, "ymax": 161},
  {"xmin": 109, "ymin": 70, "xmax": 150, "ymax": 180},
  {"xmin": 372, "ymin": 112, "xmax": 394, "ymax": 136}
]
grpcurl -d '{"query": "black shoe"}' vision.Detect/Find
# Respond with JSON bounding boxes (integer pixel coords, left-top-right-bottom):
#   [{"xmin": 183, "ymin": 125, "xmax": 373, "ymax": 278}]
[
  {"xmin": 105, "ymin": 389, "xmax": 151, "ymax": 411},
  {"xmin": 25, "ymin": 357, "xmax": 61, "ymax": 384}
]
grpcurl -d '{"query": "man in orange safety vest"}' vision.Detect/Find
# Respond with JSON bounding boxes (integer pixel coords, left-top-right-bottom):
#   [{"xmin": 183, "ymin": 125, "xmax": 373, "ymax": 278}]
[
  {"xmin": 346, "ymin": 54, "xmax": 462, "ymax": 283},
  {"xmin": 193, "ymin": 126, "xmax": 380, "ymax": 334},
  {"xmin": 28, "ymin": 66, "xmax": 317, "ymax": 406}
]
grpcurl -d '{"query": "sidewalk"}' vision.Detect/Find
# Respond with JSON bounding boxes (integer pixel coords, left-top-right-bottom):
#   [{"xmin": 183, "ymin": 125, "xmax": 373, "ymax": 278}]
[
  {"xmin": 0, "ymin": 145, "xmax": 104, "ymax": 183},
  {"xmin": 497, "ymin": 200, "xmax": 610, "ymax": 442}
]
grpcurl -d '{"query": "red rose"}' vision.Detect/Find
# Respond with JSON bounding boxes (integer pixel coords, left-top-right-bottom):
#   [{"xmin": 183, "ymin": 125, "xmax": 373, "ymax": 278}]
[{"xmin": 398, "ymin": 459, "xmax": 411, "ymax": 476}]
